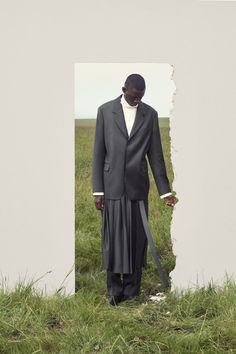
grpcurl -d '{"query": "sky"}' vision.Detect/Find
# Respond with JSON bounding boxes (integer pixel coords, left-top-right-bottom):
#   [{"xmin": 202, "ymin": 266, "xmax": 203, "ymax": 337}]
[{"xmin": 74, "ymin": 63, "xmax": 176, "ymax": 119}]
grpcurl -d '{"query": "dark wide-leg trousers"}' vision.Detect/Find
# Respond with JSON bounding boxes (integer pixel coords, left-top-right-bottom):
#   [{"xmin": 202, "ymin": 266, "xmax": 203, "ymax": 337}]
[
  {"xmin": 107, "ymin": 268, "xmax": 143, "ymax": 297},
  {"xmin": 101, "ymin": 193, "xmax": 148, "ymax": 297}
]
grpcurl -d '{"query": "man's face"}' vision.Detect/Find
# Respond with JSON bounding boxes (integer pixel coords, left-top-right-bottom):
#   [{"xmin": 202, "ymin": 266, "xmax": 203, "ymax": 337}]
[{"xmin": 122, "ymin": 85, "xmax": 145, "ymax": 106}]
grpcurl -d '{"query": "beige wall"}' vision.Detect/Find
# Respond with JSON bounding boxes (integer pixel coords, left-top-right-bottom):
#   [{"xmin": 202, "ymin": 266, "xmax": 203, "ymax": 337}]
[{"xmin": 0, "ymin": 1, "xmax": 236, "ymax": 293}]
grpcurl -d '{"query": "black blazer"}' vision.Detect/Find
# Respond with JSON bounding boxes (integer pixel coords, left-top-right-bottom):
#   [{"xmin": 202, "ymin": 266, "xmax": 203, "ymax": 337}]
[{"xmin": 92, "ymin": 94, "xmax": 172, "ymax": 200}]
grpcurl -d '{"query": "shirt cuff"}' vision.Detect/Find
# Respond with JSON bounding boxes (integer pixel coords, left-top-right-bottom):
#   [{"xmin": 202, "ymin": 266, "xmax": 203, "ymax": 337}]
[
  {"xmin": 160, "ymin": 192, "xmax": 172, "ymax": 199},
  {"xmin": 93, "ymin": 192, "xmax": 104, "ymax": 195}
]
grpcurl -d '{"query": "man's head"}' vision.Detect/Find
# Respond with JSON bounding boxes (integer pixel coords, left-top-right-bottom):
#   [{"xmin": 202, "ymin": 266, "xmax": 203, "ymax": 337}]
[{"xmin": 122, "ymin": 74, "xmax": 146, "ymax": 106}]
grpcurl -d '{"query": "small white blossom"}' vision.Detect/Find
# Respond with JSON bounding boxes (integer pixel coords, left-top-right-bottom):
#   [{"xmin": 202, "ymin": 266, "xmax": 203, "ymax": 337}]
[{"xmin": 149, "ymin": 292, "xmax": 166, "ymax": 302}]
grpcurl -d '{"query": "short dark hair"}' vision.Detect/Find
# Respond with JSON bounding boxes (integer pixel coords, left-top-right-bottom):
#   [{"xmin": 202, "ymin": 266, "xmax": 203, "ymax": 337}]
[{"xmin": 124, "ymin": 74, "xmax": 145, "ymax": 90}]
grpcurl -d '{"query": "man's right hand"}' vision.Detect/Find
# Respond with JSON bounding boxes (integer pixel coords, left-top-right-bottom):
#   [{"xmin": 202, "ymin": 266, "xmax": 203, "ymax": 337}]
[{"xmin": 94, "ymin": 195, "xmax": 104, "ymax": 211}]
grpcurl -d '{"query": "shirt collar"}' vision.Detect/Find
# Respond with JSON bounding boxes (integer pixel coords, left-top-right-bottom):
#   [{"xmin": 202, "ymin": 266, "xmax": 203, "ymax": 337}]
[{"xmin": 120, "ymin": 94, "xmax": 138, "ymax": 109}]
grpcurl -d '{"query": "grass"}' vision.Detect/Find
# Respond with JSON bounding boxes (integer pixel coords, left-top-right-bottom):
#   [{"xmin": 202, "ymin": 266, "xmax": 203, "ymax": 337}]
[{"xmin": 0, "ymin": 118, "xmax": 235, "ymax": 353}]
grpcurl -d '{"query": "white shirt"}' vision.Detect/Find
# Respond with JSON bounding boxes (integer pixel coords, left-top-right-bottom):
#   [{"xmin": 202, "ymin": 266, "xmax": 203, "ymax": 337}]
[
  {"xmin": 120, "ymin": 93, "xmax": 138, "ymax": 136},
  {"xmin": 93, "ymin": 94, "xmax": 172, "ymax": 199}
]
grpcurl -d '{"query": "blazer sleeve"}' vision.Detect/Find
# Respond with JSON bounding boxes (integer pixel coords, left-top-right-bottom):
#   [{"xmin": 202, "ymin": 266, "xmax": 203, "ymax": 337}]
[
  {"xmin": 147, "ymin": 110, "xmax": 172, "ymax": 197},
  {"xmin": 92, "ymin": 107, "xmax": 106, "ymax": 194}
]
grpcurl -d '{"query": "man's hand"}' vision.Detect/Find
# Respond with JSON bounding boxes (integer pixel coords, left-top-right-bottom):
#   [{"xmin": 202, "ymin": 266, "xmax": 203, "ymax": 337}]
[
  {"xmin": 163, "ymin": 195, "xmax": 178, "ymax": 207},
  {"xmin": 94, "ymin": 195, "xmax": 104, "ymax": 211}
]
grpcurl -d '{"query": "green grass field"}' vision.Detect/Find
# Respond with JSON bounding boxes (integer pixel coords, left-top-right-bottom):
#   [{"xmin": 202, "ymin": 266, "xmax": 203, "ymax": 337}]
[{"xmin": 0, "ymin": 118, "xmax": 236, "ymax": 353}]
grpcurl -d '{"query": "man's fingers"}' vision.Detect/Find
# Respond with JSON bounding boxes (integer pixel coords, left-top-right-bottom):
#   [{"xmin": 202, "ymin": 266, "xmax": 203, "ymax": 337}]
[
  {"xmin": 165, "ymin": 196, "xmax": 178, "ymax": 207},
  {"xmin": 94, "ymin": 196, "xmax": 105, "ymax": 211}
]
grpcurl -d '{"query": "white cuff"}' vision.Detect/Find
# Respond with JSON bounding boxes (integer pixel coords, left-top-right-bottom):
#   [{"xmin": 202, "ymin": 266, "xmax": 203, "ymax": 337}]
[
  {"xmin": 93, "ymin": 192, "xmax": 104, "ymax": 195},
  {"xmin": 160, "ymin": 192, "xmax": 172, "ymax": 199}
]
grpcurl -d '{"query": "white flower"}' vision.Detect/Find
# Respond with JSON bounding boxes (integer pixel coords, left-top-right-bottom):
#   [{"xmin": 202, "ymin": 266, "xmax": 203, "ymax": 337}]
[{"xmin": 149, "ymin": 292, "xmax": 166, "ymax": 302}]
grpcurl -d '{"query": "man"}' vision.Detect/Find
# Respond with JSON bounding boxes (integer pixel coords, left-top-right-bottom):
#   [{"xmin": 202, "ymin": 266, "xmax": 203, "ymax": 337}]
[{"xmin": 92, "ymin": 73, "xmax": 178, "ymax": 306}]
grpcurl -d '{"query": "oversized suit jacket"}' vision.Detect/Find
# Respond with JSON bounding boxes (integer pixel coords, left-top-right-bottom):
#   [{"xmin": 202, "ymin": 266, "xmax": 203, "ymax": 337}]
[{"xmin": 92, "ymin": 94, "xmax": 172, "ymax": 200}]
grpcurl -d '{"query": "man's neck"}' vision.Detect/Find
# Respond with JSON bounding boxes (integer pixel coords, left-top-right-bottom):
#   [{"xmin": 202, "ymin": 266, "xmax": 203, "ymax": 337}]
[{"xmin": 121, "ymin": 94, "xmax": 138, "ymax": 108}]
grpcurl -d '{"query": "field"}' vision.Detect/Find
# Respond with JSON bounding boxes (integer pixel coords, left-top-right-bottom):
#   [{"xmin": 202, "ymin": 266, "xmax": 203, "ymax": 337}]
[
  {"xmin": 0, "ymin": 118, "xmax": 235, "ymax": 353},
  {"xmin": 75, "ymin": 117, "xmax": 176, "ymax": 292}
]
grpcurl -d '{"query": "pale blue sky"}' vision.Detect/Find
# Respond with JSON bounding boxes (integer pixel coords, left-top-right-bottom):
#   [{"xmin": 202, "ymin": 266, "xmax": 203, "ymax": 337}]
[{"xmin": 74, "ymin": 63, "xmax": 176, "ymax": 119}]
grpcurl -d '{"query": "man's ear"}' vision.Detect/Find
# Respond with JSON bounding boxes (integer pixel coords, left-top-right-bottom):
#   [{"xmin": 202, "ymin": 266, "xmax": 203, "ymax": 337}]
[{"xmin": 122, "ymin": 86, "xmax": 126, "ymax": 94}]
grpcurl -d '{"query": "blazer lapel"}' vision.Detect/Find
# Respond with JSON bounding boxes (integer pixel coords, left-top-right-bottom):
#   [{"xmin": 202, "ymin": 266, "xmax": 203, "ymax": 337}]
[
  {"xmin": 129, "ymin": 103, "xmax": 146, "ymax": 140},
  {"xmin": 112, "ymin": 94, "xmax": 146, "ymax": 141},
  {"xmin": 112, "ymin": 95, "xmax": 128, "ymax": 138}
]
